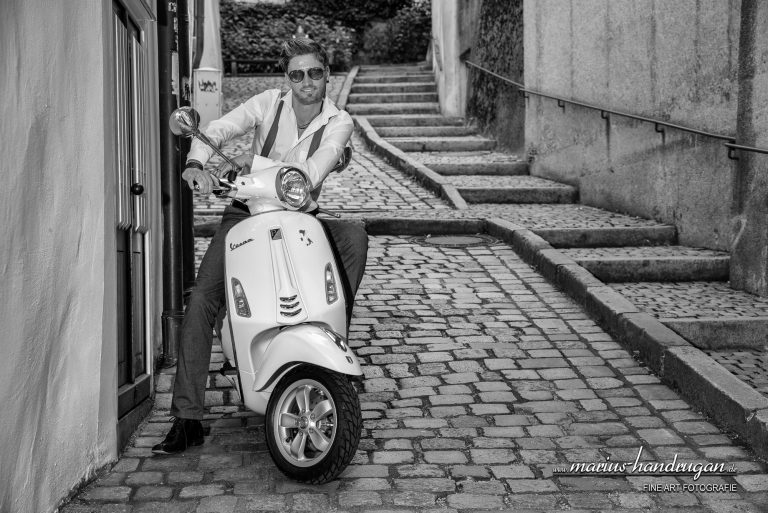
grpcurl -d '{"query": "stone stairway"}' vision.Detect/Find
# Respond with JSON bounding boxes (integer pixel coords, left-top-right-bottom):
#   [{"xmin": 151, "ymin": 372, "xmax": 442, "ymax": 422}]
[{"xmin": 348, "ymin": 63, "xmax": 764, "ymax": 370}]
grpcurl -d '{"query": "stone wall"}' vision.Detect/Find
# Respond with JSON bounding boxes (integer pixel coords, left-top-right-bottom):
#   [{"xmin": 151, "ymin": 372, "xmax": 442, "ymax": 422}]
[
  {"xmin": 467, "ymin": 0, "xmax": 525, "ymax": 151},
  {"xmin": 730, "ymin": 0, "xmax": 768, "ymax": 295},
  {"xmin": 524, "ymin": 0, "xmax": 742, "ymax": 250}
]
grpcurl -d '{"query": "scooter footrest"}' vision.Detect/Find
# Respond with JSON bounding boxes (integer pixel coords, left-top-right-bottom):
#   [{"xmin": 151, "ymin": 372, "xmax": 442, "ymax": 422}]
[{"xmin": 219, "ymin": 361, "xmax": 237, "ymax": 376}]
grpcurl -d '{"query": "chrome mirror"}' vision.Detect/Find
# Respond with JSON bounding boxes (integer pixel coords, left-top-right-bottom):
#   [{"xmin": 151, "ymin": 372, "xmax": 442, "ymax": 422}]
[{"xmin": 169, "ymin": 107, "xmax": 201, "ymax": 137}]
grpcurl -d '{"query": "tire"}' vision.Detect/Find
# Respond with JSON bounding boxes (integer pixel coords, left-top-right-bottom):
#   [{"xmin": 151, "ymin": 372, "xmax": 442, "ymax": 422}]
[{"xmin": 265, "ymin": 365, "xmax": 362, "ymax": 483}]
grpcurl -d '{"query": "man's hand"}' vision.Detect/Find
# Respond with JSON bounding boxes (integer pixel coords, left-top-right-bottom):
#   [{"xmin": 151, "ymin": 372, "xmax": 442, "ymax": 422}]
[
  {"xmin": 215, "ymin": 153, "xmax": 254, "ymax": 179},
  {"xmin": 182, "ymin": 167, "xmax": 216, "ymax": 195}
]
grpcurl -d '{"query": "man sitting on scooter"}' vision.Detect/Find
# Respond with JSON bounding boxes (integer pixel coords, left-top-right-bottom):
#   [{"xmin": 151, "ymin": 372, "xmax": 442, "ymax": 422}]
[{"xmin": 153, "ymin": 38, "xmax": 368, "ymax": 455}]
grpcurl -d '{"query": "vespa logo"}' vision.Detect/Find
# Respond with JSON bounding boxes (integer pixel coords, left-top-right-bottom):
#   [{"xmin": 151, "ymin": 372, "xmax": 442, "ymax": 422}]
[{"xmin": 230, "ymin": 238, "xmax": 254, "ymax": 251}]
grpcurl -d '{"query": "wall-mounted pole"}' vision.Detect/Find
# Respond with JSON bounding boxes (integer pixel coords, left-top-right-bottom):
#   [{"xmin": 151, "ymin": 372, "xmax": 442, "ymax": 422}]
[{"xmin": 158, "ymin": 0, "xmax": 184, "ymax": 367}]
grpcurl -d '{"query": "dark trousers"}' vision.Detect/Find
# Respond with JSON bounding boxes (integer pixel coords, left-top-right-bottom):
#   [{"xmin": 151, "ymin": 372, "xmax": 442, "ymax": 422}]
[{"xmin": 170, "ymin": 205, "xmax": 369, "ymax": 420}]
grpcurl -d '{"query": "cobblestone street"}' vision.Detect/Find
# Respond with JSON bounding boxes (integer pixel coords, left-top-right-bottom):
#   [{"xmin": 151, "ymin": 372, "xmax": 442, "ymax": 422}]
[
  {"xmin": 64, "ymin": 237, "xmax": 768, "ymax": 512},
  {"xmin": 61, "ymin": 74, "xmax": 768, "ymax": 512}
]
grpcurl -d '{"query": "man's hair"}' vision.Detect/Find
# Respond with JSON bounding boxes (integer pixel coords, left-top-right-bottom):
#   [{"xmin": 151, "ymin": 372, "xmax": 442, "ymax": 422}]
[{"xmin": 278, "ymin": 38, "xmax": 329, "ymax": 72}]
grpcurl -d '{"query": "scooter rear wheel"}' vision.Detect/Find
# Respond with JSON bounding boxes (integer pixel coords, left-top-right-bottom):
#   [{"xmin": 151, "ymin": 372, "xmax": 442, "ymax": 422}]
[{"xmin": 265, "ymin": 365, "xmax": 361, "ymax": 483}]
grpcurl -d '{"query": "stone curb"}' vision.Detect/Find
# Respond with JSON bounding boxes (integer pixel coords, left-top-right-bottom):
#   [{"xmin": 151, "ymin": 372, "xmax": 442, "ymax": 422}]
[
  {"xmin": 336, "ymin": 65, "xmax": 359, "ymax": 111},
  {"xmin": 484, "ymin": 216, "xmax": 768, "ymax": 460},
  {"xmin": 353, "ymin": 115, "xmax": 468, "ymax": 209}
]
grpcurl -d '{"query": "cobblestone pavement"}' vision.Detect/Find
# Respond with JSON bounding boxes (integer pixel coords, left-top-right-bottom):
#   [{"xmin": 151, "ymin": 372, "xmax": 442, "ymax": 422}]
[
  {"xmin": 63, "ymin": 236, "xmax": 768, "ymax": 513},
  {"xmin": 611, "ymin": 281, "xmax": 768, "ymax": 403},
  {"xmin": 610, "ymin": 282, "xmax": 768, "ymax": 319},
  {"xmin": 704, "ymin": 349, "xmax": 768, "ymax": 397}
]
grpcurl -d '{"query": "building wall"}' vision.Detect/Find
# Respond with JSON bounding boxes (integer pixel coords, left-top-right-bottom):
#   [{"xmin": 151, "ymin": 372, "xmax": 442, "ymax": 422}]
[
  {"xmin": 0, "ymin": 1, "xmax": 163, "ymax": 511},
  {"xmin": 730, "ymin": 0, "xmax": 768, "ymax": 295},
  {"xmin": 432, "ymin": 0, "xmax": 482, "ymax": 117},
  {"xmin": 524, "ymin": 0, "xmax": 741, "ymax": 249}
]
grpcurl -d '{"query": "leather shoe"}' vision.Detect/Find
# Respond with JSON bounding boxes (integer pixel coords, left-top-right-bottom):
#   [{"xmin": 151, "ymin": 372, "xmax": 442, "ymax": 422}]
[{"xmin": 152, "ymin": 418, "xmax": 204, "ymax": 454}]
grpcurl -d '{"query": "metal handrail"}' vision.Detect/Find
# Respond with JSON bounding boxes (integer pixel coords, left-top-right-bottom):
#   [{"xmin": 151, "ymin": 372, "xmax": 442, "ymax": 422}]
[{"xmin": 464, "ymin": 59, "xmax": 768, "ymax": 158}]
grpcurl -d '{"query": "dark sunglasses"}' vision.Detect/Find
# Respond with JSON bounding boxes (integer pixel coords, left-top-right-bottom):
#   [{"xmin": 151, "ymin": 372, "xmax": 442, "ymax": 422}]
[{"xmin": 287, "ymin": 67, "xmax": 325, "ymax": 83}]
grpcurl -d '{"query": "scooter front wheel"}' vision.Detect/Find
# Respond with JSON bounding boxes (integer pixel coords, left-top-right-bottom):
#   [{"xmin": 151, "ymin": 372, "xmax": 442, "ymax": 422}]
[{"xmin": 265, "ymin": 365, "xmax": 361, "ymax": 483}]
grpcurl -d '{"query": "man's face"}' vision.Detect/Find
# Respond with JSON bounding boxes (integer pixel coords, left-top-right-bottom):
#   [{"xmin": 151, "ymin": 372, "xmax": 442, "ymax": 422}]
[{"xmin": 286, "ymin": 54, "xmax": 328, "ymax": 105}]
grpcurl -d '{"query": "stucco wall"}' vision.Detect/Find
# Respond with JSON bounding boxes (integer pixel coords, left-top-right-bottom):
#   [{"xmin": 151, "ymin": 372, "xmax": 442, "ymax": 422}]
[
  {"xmin": 432, "ymin": 0, "xmax": 482, "ymax": 117},
  {"xmin": 524, "ymin": 0, "xmax": 741, "ymax": 249},
  {"xmin": 0, "ymin": 1, "xmax": 116, "ymax": 511}
]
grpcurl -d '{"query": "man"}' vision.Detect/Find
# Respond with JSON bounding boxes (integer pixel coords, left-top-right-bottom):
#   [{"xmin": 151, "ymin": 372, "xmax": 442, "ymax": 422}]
[{"xmin": 153, "ymin": 38, "xmax": 368, "ymax": 454}]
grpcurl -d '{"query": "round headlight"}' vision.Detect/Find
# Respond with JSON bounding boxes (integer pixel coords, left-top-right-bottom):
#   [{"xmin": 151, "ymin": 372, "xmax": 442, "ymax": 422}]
[{"xmin": 275, "ymin": 167, "xmax": 311, "ymax": 209}]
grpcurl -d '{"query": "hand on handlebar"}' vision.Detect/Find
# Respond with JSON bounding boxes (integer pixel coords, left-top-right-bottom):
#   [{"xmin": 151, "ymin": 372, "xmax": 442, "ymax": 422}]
[
  {"xmin": 215, "ymin": 153, "xmax": 254, "ymax": 181},
  {"xmin": 182, "ymin": 167, "xmax": 217, "ymax": 195}
]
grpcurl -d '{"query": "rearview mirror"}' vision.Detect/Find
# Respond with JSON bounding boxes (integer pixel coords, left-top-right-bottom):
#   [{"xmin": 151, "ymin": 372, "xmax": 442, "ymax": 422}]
[{"xmin": 169, "ymin": 107, "xmax": 201, "ymax": 137}]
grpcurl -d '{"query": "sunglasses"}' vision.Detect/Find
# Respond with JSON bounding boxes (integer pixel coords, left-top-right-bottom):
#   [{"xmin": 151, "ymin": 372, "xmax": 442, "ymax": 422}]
[{"xmin": 287, "ymin": 67, "xmax": 325, "ymax": 83}]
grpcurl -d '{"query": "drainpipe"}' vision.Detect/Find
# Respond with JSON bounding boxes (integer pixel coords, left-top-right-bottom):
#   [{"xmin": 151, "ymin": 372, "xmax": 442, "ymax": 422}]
[
  {"xmin": 177, "ymin": 0, "xmax": 196, "ymax": 297},
  {"xmin": 158, "ymin": 0, "xmax": 184, "ymax": 367}
]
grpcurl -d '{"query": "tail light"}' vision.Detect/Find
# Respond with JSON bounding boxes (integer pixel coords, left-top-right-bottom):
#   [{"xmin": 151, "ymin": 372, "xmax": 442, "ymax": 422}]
[
  {"xmin": 325, "ymin": 263, "xmax": 338, "ymax": 304},
  {"xmin": 231, "ymin": 278, "xmax": 251, "ymax": 317}
]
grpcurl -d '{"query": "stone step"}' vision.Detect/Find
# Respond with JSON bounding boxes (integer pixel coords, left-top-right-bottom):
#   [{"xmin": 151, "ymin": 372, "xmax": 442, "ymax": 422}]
[
  {"xmin": 351, "ymin": 82, "xmax": 437, "ymax": 94},
  {"xmin": 346, "ymin": 102, "xmax": 440, "ymax": 115},
  {"xmin": 610, "ymin": 281, "xmax": 768, "ymax": 350},
  {"xmin": 358, "ymin": 64, "xmax": 431, "ymax": 73},
  {"xmin": 664, "ymin": 317, "xmax": 768, "ymax": 350},
  {"xmin": 349, "ymin": 92, "xmax": 439, "ymax": 104},
  {"xmin": 355, "ymin": 74, "xmax": 435, "ymax": 84},
  {"xmin": 448, "ymin": 176, "xmax": 577, "ymax": 203},
  {"xmin": 386, "ymin": 136, "xmax": 496, "ymax": 152},
  {"xmin": 365, "ymin": 114, "xmax": 465, "ymax": 127},
  {"xmin": 560, "ymin": 246, "xmax": 730, "ymax": 282},
  {"xmin": 405, "ymin": 151, "xmax": 528, "ymax": 175},
  {"xmin": 376, "ymin": 125, "xmax": 478, "ymax": 137},
  {"xmin": 536, "ymin": 226, "xmax": 678, "ymax": 248}
]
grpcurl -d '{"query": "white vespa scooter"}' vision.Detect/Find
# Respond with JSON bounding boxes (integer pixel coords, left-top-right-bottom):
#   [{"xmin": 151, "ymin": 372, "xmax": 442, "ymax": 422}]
[{"xmin": 170, "ymin": 107, "xmax": 363, "ymax": 484}]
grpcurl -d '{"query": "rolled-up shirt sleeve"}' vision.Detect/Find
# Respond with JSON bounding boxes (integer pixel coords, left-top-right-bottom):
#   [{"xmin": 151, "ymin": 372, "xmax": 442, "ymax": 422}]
[
  {"xmin": 247, "ymin": 111, "xmax": 354, "ymax": 189},
  {"xmin": 186, "ymin": 90, "xmax": 276, "ymax": 165}
]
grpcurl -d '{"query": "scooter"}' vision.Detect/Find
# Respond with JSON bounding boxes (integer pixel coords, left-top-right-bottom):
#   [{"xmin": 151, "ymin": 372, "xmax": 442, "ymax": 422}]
[{"xmin": 170, "ymin": 107, "xmax": 362, "ymax": 484}]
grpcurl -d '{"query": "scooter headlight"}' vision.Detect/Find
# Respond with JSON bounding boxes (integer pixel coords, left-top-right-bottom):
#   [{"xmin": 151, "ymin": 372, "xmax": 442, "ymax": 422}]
[{"xmin": 275, "ymin": 167, "xmax": 311, "ymax": 210}]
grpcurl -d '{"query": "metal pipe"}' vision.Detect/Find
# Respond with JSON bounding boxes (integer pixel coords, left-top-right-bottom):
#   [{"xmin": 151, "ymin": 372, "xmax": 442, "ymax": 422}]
[
  {"xmin": 158, "ymin": 0, "xmax": 184, "ymax": 367},
  {"xmin": 177, "ymin": 0, "xmax": 196, "ymax": 297}
]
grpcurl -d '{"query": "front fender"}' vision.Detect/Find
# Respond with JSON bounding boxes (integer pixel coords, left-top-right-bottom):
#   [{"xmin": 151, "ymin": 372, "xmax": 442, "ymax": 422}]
[{"xmin": 252, "ymin": 324, "xmax": 362, "ymax": 392}]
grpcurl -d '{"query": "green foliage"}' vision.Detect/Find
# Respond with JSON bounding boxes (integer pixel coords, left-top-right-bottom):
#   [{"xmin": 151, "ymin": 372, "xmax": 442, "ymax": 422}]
[
  {"xmin": 290, "ymin": 0, "xmax": 409, "ymax": 31},
  {"xmin": 220, "ymin": 0, "xmax": 430, "ymax": 69},
  {"xmin": 467, "ymin": 0, "xmax": 524, "ymax": 130},
  {"xmin": 219, "ymin": 0, "xmax": 356, "ymax": 70},
  {"xmin": 362, "ymin": 0, "xmax": 431, "ymax": 64}
]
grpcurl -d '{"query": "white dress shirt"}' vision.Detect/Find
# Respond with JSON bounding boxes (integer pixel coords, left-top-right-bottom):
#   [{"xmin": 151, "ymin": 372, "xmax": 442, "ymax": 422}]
[{"xmin": 187, "ymin": 89, "xmax": 353, "ymax": 193}]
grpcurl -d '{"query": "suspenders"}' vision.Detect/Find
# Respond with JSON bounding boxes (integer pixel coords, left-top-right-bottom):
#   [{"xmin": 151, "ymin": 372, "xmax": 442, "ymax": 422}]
[{"xmin": 255, "ymin": 98, "xmax": 327, "ymax": 159}]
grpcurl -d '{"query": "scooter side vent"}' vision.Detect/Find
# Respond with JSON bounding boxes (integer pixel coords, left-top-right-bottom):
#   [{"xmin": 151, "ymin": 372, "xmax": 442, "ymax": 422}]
[{"xmin": 279, "ymin": 295, "xmax": 302, "ymax": 317}]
